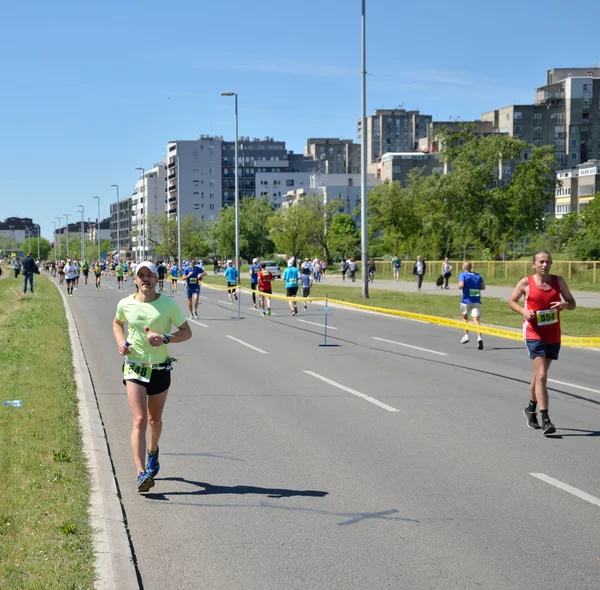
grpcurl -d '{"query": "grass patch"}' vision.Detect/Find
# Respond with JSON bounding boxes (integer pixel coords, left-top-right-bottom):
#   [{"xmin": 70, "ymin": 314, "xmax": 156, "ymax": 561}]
[
  {"xmin": 201, "ymin": 274, "xmax": 600, "ymax": 338},
  {"xmin": 0, "ymin": 275, "xmax": 95, "ymax": 589}
]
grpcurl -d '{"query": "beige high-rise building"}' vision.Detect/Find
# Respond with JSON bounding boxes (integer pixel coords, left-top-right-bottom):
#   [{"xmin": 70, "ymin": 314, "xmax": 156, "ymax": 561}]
[
  {"xmin": 305, "ymin": 138, "xmax": 361, "ymax": 174},
  {"xmin": 357, "ymin": 108, "xmax": 432, "ymax": 164}
]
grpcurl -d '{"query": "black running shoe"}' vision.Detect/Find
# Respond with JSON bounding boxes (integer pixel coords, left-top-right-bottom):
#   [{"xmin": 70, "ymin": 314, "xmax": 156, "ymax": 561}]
[
  {"xmin": 541, "ymin": 417, "xmax": 556, "ymax": 435},
  {"xmin": 478, "ymin": 338, "xmax": 483, "ymax": 350},
  {"xmin": 523, "ymin": 408, "xmax": 540, "ymax": 429}
]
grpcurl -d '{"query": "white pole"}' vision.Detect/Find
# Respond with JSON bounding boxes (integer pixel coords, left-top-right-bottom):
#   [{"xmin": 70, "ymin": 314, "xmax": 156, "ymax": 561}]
[
  {"xmin": 360, "ymin": 0, "xmax": 369, "ymax": 298},
  {"xmin": 234, "ymin": 93, "xmax": 240, "ymax": 285},
  {"xmin": 93, "ymin": 196, "xmax": 100, "ymax": 260},
  {"xmin": 176, "ymin": 153, "xmax": 182, "ymax": 266},
  {"xmin": 64, "ymin": 214, "xmax": 70, "ymax": 258}
]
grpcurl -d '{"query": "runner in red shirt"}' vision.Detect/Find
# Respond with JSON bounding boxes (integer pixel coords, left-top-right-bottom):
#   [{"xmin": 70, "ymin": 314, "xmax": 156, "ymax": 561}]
[
  {"xmin": 508, "ymin": 251, "xmax": 576, "ymax": 435},
  {"xmin": 257, "ymin": 262, "xmax": 273, "ymax": 317}
]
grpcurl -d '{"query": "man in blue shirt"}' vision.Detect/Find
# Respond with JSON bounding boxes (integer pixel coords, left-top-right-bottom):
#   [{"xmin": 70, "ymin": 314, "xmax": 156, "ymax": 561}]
[
  {"xmin": 224, "ymin": 260, "xmax": 239, "ymax": 304},
  {"xmin": 181, "ymin": 258, "xmax": 206, "ymax": 319},
  {"xmin": 249, "ymin": 257, "xmax": 261, "ymax": 309},
  {"xmin": 170, "ymin": 262, "xmax": 179, "ymax": 294},
  {"xmin": 458, "ymin": 262, "xmax": 486, "ymax": 349},
  {"xmin": 282, "ymin": 258, "xmax": 301, "ymax": 316}
]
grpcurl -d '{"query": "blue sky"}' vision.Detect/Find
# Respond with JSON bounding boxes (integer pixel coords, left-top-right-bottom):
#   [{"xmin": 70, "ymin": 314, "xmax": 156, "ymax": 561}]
[{"xmin": 1, "ymin": 0, "xmax": 598, "ymax": 239}]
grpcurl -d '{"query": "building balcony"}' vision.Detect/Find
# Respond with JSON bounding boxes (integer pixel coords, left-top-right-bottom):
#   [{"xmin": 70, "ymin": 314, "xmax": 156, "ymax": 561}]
[
  {"xmin": 168, "ymin": 161, "xmax": 176, "ymax": 168},
  {"xmin": 169, "ymin": 184, "xmax": 177, "ymax": 191},
  {"xmin": 168, "ymin": 172, "xmax": 177, "ymax": 180}
]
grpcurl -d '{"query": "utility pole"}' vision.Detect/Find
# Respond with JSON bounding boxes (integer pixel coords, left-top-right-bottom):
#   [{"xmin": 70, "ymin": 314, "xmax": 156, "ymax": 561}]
[{"xmin": 360, "ymin": 0, "xmax": 369, "ymax": 298}]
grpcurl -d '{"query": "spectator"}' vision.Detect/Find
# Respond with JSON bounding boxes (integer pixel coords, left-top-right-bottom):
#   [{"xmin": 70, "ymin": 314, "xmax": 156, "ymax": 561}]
[
  {"xmin": 413, "ymin": 256, "xmax": 426, "ymax": 291},
  {"xmin": 21, "ymin": 252, "xmax": 37, "ymax": 294}
]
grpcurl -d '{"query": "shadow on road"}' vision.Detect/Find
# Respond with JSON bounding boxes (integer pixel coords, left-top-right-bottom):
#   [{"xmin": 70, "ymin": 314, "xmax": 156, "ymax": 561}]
[
  {"xmin": 144, "ymin": 477, "xmax": 329, "ymax": 501},
  {"xmin": 546, "ymin": 428, "xmax": 600, "ymax": 440}
]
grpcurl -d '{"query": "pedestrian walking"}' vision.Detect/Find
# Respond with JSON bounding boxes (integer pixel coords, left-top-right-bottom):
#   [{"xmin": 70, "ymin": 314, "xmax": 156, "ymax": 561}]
[
  {"xmin": 348, "ymin": 258, "xmax": 357, "ymax": 282},
  {"xmin": 21, "ymin": 252, "xmax": 37, "ymax": 294},
  {"xmin": 340, "ymin": 259, "xmax": 348, "ymax": 281},
  {"xmin": 13, "ymin": 257, "xmax": 21, "ymax": 279},
  {"xmin": 508, "ymin": 251, "xmax": 576, "ymax": 435},
  {"xmin": 392, "ymin": 253, "xmax": 401, "ymax": 282},
  {"xmin": 441, "ymin": 258, "xmax": 453, "ymax": 290},
  {"xmin": 413, "ymin": 256, "xmax": 426, "ymax": 291}
]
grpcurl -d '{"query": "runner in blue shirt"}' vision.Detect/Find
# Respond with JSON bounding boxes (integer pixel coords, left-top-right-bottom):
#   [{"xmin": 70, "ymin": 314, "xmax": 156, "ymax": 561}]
[
  {"xmin": 181, "ymin": 259, "xmax": 206, "ymax": 319},
  {"xmin": 224, "ymin": 260, "xmax": 239, "ymax": 304},
  {"xmin": 249, "ymin": 257, "xmax": 262, "ymax": 309},
  {"xmin": 170, "ymin": 263, "xmax": 179, "ymax": 294},
  {"xmin": 458, "ymin": 262, "xmax": 486, "ymax": 349},
  {"xmin": 282, "ymin": 258, "xmax": 301, "ymax": 316}
]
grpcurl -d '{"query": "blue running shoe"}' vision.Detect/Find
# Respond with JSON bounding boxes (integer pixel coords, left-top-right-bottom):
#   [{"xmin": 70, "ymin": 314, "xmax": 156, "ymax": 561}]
[
  {"xmin": 137, "ymin": 471, "xmax": 155, "ymax": 493},
  {"xmin": 145, "ymin": 447, "xmax": 160, "ymax": 477}
]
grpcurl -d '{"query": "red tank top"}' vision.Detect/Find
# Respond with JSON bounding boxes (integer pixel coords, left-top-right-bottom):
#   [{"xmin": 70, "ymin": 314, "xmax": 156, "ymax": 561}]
[{"xmin": 523, "ymin": 275, "xmax": 561, "ymax": 344}]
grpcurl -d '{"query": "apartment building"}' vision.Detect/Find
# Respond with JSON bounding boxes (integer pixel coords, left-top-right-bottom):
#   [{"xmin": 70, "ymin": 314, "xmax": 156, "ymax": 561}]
[
  {"xmin": 555, "ymin": 160, "xmax": 600, "ymax": 217},
  {"xmin": 305, "ymin": 138, "xmax": 361, "ymax": 174},
  {"xmin": 358, "ymin": 108, "xmax": 432, "ymax": 164},
  {"xmin": 166, "ymin": 137, "xmax": 223, "ymax": 221},
  {"xmin": 483, "ymin": 66, "xmax": 600, "ymax": 171},
  {"xmin": 0, "ymin": 217, "xmax": 40, "ymax": 245},
  {"xmin": 87, "ymin": 218, "xmax": 110, "ymax": 243},
  {"xmin": 375, "ymin": 152, "xmax": 443, "ymax": 184},
  {"xmin": 110, "ymin": 197, "xmax": 132, "ymax": 259},
  {"xmin": 417, "ymin": 120, "xmax": 496, "ymax": 153},
  {"xmin": 130, "ymin": 163, "xmax": 167, "ymax": 260}
]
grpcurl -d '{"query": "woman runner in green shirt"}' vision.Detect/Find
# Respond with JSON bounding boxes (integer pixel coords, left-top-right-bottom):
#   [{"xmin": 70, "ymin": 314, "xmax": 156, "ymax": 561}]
[{"xmin": 112, "ymin": 262, "xmax": 192, "ymax": 492}]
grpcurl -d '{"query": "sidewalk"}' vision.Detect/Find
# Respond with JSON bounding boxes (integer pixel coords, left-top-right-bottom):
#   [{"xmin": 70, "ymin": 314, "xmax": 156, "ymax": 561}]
[{"xmin": 318, "ymin": 275, "xmax": 600, "ymax": 308}]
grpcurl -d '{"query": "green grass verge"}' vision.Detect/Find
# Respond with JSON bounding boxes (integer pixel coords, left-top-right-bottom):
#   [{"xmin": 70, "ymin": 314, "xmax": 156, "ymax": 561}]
[
  {"xmin": 201, "ymin": 274, "xmax": 600, "ymax": 338},
  {"xmin": 0, "ymin": 275, "xmax": 95, "ymax": 589}
]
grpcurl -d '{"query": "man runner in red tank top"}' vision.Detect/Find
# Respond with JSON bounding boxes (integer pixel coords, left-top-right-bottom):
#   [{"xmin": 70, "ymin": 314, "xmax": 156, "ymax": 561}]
[{"xmin": 508, "ymin": 251, "xmax": 576, "ymax": 435}]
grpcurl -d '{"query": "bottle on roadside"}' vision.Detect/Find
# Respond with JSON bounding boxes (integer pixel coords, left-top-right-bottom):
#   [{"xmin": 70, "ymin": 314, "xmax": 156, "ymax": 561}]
[{"xmin": 4, "ymin": 400, "xmax": 23, "ymax": 407}]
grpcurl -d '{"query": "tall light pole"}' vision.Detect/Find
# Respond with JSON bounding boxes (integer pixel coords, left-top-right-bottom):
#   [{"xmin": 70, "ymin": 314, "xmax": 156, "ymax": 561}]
[
  {"xmin": 64, "ymin": 214, "xmax": 70, "ymax": 259},
  {"xmin": 221, "ymin": 91, "xmax": 240, "ymax": 286},
  {"xmin": 360, "ymin": 0, "xmax": 369, "ymax": 298},
  {"xmin": 135, "ymin": 167, "xmax": 146, "ymax": 261},
  {"xmin": 78, "ymin": 205, "xmax": 84, "ymax": 261},
  {"xmin": 111, "ymin": 185, "xmax": 120, "ymax": 260},
  {"xmin": 175, "ymin": 153, "xmax": 182, "ymax": 267},
  {"xmin": 52, "ymin": 221, "xmax": 57, "ymax": 259},
  {"xmin": 37, "ymin": 226, "xmax": 40, "ymax": 260},
  {"xmin": 56, "ymin": 216, "xmax": 62, "ymax": 259},
  {"xmin": 93, "ymin": 196, "xmax": 101, "ymax": 261}
]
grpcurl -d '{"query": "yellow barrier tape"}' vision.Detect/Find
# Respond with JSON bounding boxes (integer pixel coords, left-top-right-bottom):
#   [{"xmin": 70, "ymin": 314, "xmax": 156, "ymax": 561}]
[{"xmin": 200, "ymin": 282, "xmax": 600, "ymax": 347}]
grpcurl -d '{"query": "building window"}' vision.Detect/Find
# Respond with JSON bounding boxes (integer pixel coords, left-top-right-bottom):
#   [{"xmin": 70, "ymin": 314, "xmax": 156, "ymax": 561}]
[
  {"xmin": 534, "ymin": 113, "xmax": 542, "ymax": 124},
  {"xmin": 571, "ymin": 139, "xmax": 578, "ymax": 147},
  {"xmin": 286, "ymin": 179, "xmax": 294, "ymax": 187},
  {"xmin": 571, "ymin": 153, "xmax": 578, "ymax": 160},
  {"xmin": 534, "ymin": 127, "xmax": 542, "ymax": 138},
  {"xmin": 209, "ymin": 204, "xmax": 215, "ymax": 210},
  {"xmin": 209, "ymin": 192, "xmax": 215, "ymax": 198},
  {"xmin": 571, "ymin": 126, "xmax": 579, "ymax": 133}
]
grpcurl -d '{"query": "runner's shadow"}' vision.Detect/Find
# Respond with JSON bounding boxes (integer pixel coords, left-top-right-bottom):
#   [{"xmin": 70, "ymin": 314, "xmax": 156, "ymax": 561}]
[
  {"xmin": 550, "ymin": 428, "xmax": 600, "ymax": 438},
  {"xmin": 144, "ymin": 477, "xmax": 328, "ymax": 501}
]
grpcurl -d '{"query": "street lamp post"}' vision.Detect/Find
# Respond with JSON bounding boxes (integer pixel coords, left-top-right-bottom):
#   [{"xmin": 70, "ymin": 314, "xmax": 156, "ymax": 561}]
[
  {"xmin": 56, "ymin": 216, "xmax": 62, "ymax": 259},
  {"xmin": 360, "ymin": 0, "xmax": 369, "ymax": 298},
  {"xmin": 111, "ymin": 185, "xmax": 120, "ymax": 261},
  {"xmin": 135, "ymin": 167, "xmax": 146, "ymax": 261},
  {"xmin": 78, "ymin": 205, "xmax": 84, "ymax": 261},
  {"xmin": 176, "ymin": 154, "xmax": 182, "ymax": 268},
  {"xmin": 52, "ymin": 222, "xmax": 57, "ymax": 259},
  {"xmin": 64, "ymin": 214, "xmax": 70, "ymax": 259},
  {"xmin": 222, "ymin": 91, "xmax": 241, "ymax": 319},
  {"xmin": 37, "ymin": 226, "xmax": 40, "ymax": 260},
  {"xmin": 93, "ymin": 196, "xmax": 101, "ymax": 261}
]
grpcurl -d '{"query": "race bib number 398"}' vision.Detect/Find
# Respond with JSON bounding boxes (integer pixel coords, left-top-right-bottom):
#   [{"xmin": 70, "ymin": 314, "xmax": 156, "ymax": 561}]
[
  {"xmin": 536, "ymin": 309, "xmax": 558, "ymax": 326},
  {"xmin": 124, "ymin": 362, "xmax": 152, "ymax": 383}
]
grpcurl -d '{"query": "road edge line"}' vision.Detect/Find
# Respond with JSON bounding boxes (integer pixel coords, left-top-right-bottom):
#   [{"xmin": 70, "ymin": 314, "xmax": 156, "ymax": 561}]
[{"xmin": 52, "ymin": 278, "xmax": 140, "ymax": 589}]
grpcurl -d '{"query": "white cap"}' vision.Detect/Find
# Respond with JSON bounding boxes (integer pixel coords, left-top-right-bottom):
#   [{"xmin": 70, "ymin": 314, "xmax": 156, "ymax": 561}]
[
  {"xmin": 135, "ymin": 261, "xmax": 158, "ymax": 276},
  {"xmin": 227, "ymin": 260, "xmax": 233, "ymax": 267},
  {"xmin": 252, "ymin": 258, "xmax": 258, "ymax": 264},
  {"xmin": 287, "ymin": 258, "xmax": 295, "ymax": 267}
]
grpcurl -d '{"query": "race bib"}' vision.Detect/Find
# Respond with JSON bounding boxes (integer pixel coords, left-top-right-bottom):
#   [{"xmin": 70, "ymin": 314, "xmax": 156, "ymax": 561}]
[
  {"xmin": 469, "ymin": 289, "xmax": 480, "ymax": 297},
  {"xmin": 536, "ymin": 309, "xmax": 558, "ymax": 326},
  {"xmin": 189, "ymin": 278, "xmax": 198, "ymax": 284},
  {"xmin": 123, "ymin": 361, "xmax": 153, "ymax": 383},
  {"xmin": 289, "ymin": 278, "xmax": 297, "ymax": 285}
]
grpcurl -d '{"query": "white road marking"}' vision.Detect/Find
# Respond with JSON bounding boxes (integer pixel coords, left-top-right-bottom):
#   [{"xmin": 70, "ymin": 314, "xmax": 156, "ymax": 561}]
[
  {"xmin": 548, "ymin": 379, "xmax": 600, "ymax": 396},
  {"xmin": 199, "ymin": 295, "xmax": 208, "ymax": 299},
  {"xmin": 304, "ymin": 371, "xmax": 399, "ymax": 412},
  {"xmin": 225, "ymin": 335, "xmax": 268, "ymax": 354},
  {"xmin": 372, "ymin": 337, "xmax": 448, "ymax": 356},
  {"xmin": 529, "ymin": 473, "xmax": 600, "ymax": 508},
  {"xmin": 298, "ymin": 319, "xmax": 337, "ymax": 330},
  {"xmin": 189, "ymin": 319, "xmax": 209, "ymax": 328}
]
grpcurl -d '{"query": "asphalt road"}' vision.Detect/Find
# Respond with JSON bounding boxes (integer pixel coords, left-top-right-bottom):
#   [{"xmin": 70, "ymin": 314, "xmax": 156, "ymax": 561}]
[{"xmin": 65, "ymin": 276, "xmax": 600, "ymax": 590}]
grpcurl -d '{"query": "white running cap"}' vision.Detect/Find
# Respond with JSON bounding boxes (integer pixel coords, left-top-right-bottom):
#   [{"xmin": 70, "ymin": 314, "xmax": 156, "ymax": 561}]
[{"xmin": 135, "ymin": 261, "xmax": 158, "ymax": 276}]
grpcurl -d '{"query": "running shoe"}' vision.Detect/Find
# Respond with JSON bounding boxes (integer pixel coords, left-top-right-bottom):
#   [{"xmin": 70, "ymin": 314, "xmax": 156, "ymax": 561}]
[
  {"xmin": 304, "ymin": 305, "xmax": 307, "ymax": 310},
  {"xmin": 234, "ymin": 294, "xmax": 238, "ymax": 300},
  {"xmin": 260, "ymin": 310, "xmax": 265, "ymax": 316},
  {"xmin": 145, "ymin": 447, "xmax": 160, "ymax": 477},
  {"xmin": 267, "ymin": 308, "xmax": 271, "ymax": 316},
  {"xmin": 523, "ymin": 407, "xmax": 541, "ymax": 430},
  {"xmin": 541, "ymin": 416, "xmax": 556, "ymax": 435},
  {"xmin": 460, "ymin": 335, "xmax": 469, "ymax": 344},
  {"xmin": 190, "ymin": 314, "xmax": 195, "ymax": 320},
  {"xmin": 194, "ymin": 312, "xmax": 199, "ymax": 319},
  {"xmin": 253, "ymin": 304, "xmax": 257, "ymax": 309},
  {"xmin": 478, "ymin": 338, "xmax": 484, "ymax": 350},
  {"xmin": 136, "ymin": 471, "xmax": 155, "ymax": 493}
]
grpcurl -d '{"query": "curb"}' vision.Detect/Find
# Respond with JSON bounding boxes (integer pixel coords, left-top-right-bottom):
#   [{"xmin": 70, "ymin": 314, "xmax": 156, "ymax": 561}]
[{"xmin": 53, "ymin": 279, "xmax": 140, "ymax": 589}]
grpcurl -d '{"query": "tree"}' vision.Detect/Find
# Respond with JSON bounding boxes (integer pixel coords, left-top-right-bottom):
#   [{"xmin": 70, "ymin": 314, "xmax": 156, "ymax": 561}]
[
  {"xmin": 571, "ymin": 193, "xmax": 600, "ymax": 259},
  {"xmin": 147, "ymin": 214, "xmax": 179, "ymax": 260},
  {"xmin": 22, "ymin": 237, "xmax": 52, "ymax": 259},
  {"xmin": 267, "ymin": 203, "xmax": 315, "ymax": 262},
  {"xmin": 328, "ymin": 213, "xmax": 359, "ymax": 259}
]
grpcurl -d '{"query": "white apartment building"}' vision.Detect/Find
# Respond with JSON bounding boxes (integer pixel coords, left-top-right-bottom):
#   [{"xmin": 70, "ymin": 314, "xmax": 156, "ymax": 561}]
[
  {"xmin": 255, "ymin": 170, "xmax": 312, "ymax": 208},
  {"xmin": 166, "ymin": 138, "xmax": 223, "ymax": 222},
  {"xmin": 130, "ymin": 163, "xmax": 168, "ymax": 260}
]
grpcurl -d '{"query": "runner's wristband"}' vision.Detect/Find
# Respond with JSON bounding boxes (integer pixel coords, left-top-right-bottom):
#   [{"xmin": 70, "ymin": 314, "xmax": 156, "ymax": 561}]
[{"xmin": 163, "ymin": 333, "xmax": 171, "ymax": 344}]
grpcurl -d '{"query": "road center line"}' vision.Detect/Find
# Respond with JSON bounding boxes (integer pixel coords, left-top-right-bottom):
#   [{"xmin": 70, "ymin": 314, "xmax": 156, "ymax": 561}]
[
  {"xmin": 189, "ymin": 319, "xmax": 209, "ymax": 328},
  {"xmin": 297, "ymin": 319, "xmax": 337, "ymax": 330},
  {"xmin": 372, "ymin": 337, "xmax": 448, "ymax": 356},
  {"xmin": 225, "ymin": 335, "xmax": 268, "ymax": 354},
  {"xmin": 548, "ymin": 379, "xmax": 600, "ymax": 396},
  {"xmin": 303, "ymin": 371, "xmax": 399, "ymax": 412},
  {"xmin": 529, "ymin": 473, "xmax": 600, "ymax": 508}
]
